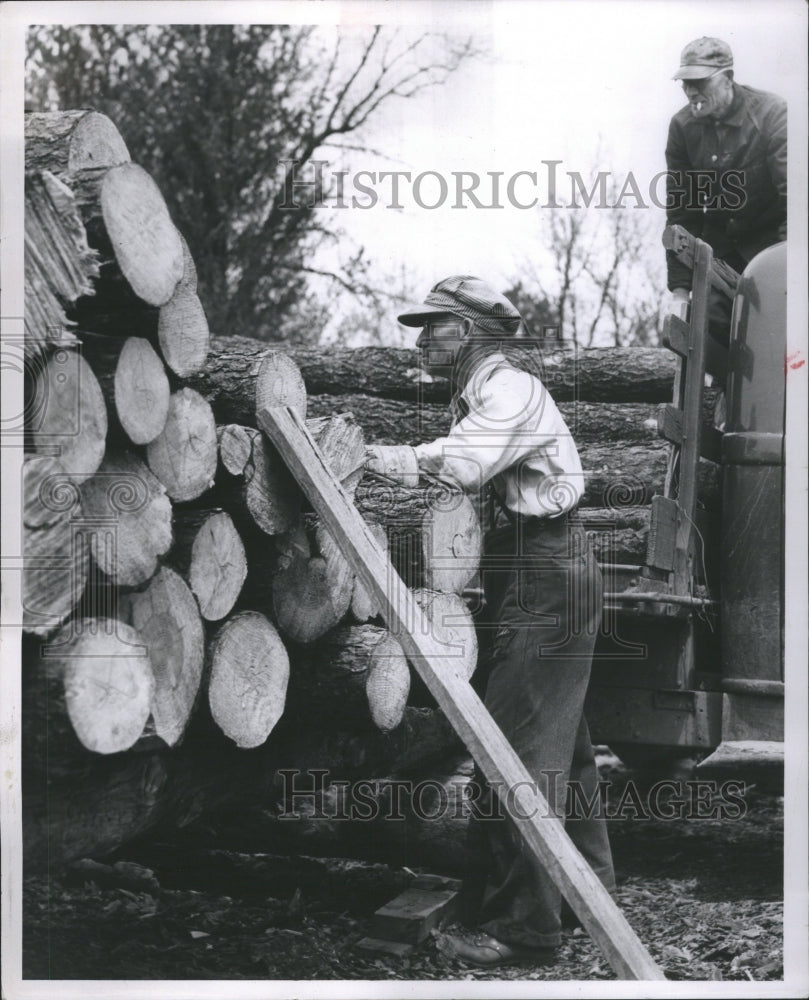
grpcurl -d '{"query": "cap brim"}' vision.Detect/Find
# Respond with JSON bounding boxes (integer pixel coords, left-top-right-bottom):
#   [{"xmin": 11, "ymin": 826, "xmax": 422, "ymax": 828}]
[
  {"xmin": 673, "ymin": 65, "xmax": 724, "ymax": 80},
  {"xmin": 397, "ymin": 306, "xmax": 460, "ymax": 327}
]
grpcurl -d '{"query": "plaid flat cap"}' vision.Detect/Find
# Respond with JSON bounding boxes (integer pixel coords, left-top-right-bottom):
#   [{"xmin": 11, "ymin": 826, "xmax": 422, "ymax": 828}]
[
  {"xmin": 672, "ymin": 37, "xmax": 733, "ymax": 80},
  {"xmin": 397, "ymin": 275, "xmax": 522, "ymax": 333}
]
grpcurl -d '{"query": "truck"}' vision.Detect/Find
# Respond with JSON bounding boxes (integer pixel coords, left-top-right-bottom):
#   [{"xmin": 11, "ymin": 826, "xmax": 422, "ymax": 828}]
[{"xmin": 584, "ymin": 226, "xmax": 786, "ymax": 788}]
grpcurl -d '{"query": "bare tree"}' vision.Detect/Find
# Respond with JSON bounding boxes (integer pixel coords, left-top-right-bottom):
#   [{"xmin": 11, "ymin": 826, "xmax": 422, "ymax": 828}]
[
  {"xmin": 513, "ymin": 170, "xmax": 666, "ymax": 347},
  {"xmin": 26, "ymin": 25, "xmax": 480, "ymax": 343}
]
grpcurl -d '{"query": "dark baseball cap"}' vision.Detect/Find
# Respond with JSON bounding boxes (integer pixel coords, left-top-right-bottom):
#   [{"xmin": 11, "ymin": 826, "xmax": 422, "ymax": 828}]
[
  {"xmin": 672, "ymin": 37, "xmax": 733, "ymax": 80},
  {"xmin": 397, "ymin": 275, "xmax": 522, "ymax": 333}
]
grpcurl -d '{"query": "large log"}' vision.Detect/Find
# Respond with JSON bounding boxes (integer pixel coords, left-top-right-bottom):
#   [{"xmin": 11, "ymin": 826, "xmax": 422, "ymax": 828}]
[
  {"xmin": 421, "ymin": 491, "xmax": 482, "ymax": 594},
  {"xmin": 69, "ymin": 162, "xmax": 183, "ymax": 307},
  {"xmin": 157, "ymin": 284, "xmax": 210, "ymax": 378},
  {"xmin": 25, "ymin": 171, "xmax": 100, "ymax": 354},
  {"xmin": 79, "ymin": 333, "xmax": 170, "ymax": 446},
  {"xmin": 187, "ymin": 336, "xmax": 679, "ymax": 423},
  {"xmin": 216, "ymin": 757, "xmax": 482, "ymax": 875},
  {"xmin": 29, "ymin": 346, "xmax": 107, "ymax": 481},
  {"xmin": 411, "ymin": 589, "xmax": 478, "ymax": 681},
  {"xmin": 272, "ymin": 540, "xmax": 353, "ymax": 644},
  {"xmin": 28, "ymin": 619, "xmax": 155, "ymax": 756},
  {"xmin": 285, "ymin": 624, "xmax": 409, "ymax": 731},
  {"xmin": 113, "ymin": 337, "xmax": 171, "ymax": 444},
  {"xmin": 307, "ymin": 394, "xmax": 720, "ymax": 449},
  {"xmin": 120, "ymin": 567, "xmax": 205, "ymax": 747},
  {"xmin": 355, "ymin": 441, "xmax": 720, "ymax": 525},
  {"xmin": 22, "ymin": 703, "xmax": 464, "ymax": 874},
  {"xmin": 23, "ymin": 456, "xmax": 90, "ymax": 636},
  {"xmin": 79, "ymin": 450, "xmax": 173, "ymax": 586},
  {"xmin": 167, "ymin": 508, "xmax": 247, "ymax": 621},
  {"xmin": 145, "ymin": 388, "xmax": 218, "ymax": 502},
  {"xmin": 207, "ymin": 611, "xmax": 290, "ymax": 749},
  {"xmin": 25, "ymin": 110, "xmax": 130, "ymax": 176}
]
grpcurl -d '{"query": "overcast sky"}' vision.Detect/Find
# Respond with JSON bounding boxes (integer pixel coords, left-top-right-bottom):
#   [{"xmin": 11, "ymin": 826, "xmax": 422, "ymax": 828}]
[
  {"xmin": 4, "ymin": 0, "xmax": 807, "ymax": 342},
  {"xmin": 311, "ymin": 0, "xmax": 806, "ymax": 318}
]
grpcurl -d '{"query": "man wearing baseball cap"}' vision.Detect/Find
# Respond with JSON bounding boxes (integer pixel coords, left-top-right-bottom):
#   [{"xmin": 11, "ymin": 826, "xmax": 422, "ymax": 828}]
[
  {"xmin": 665, "ymin": 37, "xmax": 787, "ymax": 342},
  {"xmin": 366, "ymin": 277, "xmax": 615, "ymax": 967}
]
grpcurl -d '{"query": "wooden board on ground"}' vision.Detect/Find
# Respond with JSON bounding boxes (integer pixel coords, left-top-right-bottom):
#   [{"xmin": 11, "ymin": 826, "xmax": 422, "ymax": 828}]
[
  {"xmin": 370, "ymin": 887, "xmax": 459, "ymax": 944},
  {"xmin": 257, "ymin": 403, "xmax": 665, "ymax": 982}
]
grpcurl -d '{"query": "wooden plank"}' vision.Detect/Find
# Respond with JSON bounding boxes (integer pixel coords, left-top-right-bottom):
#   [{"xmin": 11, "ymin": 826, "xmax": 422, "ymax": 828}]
[
  {"xmin": 671, "ymin": 240, "xmax": 712, "ymax": 598},
  {"xmin": 657, "ymin": 405, "xmax": 722, "ymax": 463},
  {"xmin": 257, "ymin": 404, "xmax": 666, "ymax": 981},
  {"xmin": 371, "ymin": 887, "xmax": 459, "ymax": 943},
  {"xmin": 662, "ymin": 225, "xmax": 740, "ymax": 298},
  {"xmin": 646, "ymin": 496, "xmax": 678, "ymax": 572},
  {"xmin": 662, "ymin": 314, "xmax": 690, "ymax": 359},
  {"xmin": 657, "ymin": 404, "xmax": 683, "ymax": 446}
]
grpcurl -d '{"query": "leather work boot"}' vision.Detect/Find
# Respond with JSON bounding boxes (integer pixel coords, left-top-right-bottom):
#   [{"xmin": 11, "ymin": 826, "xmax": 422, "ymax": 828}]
[{"xmin": 436, "ymin": 927, "xmax": 557, "ymax": 968}]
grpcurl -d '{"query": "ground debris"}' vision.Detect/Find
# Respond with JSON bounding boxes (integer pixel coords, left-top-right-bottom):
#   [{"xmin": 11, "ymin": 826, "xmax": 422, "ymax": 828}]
[{"xmin": 21, "ymin": 789, "xmax": 783, "ymax": 982}]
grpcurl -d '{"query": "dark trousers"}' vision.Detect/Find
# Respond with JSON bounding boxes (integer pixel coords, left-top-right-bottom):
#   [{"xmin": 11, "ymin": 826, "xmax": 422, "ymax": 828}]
[{"xmin": 465, "ymin": 515, "xmax": 615, "ymax": 950}]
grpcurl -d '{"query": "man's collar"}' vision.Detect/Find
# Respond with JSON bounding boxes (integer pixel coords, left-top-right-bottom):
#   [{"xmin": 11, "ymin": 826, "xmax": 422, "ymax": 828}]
[
  {"xmin": 718, "ymin": 83, "xmax": 746, "ymax": 126},
  {"xmin": 460, "ymin": 351, "xmax": 511, "ymax": 403}
]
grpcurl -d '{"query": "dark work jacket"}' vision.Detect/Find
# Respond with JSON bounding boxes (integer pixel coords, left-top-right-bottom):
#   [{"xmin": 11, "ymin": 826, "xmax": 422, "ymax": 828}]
[{"xmin": 665, "ymin": 83, "xmax": 787, "ymax": 290}]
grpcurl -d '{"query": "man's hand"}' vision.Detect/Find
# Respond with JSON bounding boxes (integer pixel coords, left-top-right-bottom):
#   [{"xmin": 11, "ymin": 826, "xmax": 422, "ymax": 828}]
[{"xmin": 365, "ymin": 445, "xmax": 420, "ymax": 486}]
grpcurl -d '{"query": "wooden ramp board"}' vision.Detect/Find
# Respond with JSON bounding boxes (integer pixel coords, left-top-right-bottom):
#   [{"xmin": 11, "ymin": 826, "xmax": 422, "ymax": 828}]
[{"xmin": 258, "ymin": 405, "xmax": 666, "ymax": 981}]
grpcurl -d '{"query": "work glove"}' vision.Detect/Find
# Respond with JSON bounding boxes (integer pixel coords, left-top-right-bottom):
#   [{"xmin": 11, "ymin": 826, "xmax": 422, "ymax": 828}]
[{"xmin": 365, "ymin": 445, "xmax": 420, "ymax": 487}]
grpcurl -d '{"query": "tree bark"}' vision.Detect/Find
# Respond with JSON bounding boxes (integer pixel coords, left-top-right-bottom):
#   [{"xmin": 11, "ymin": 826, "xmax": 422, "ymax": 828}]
[
  {"xmin": 29, "ymin": 346, "xmax": 107, "ymax": 482},
  {"xmin": 25, "ymin": 171, "xmax": 99, "ymax": 354},
  {"xmin": 145, "ymin": 387, "xmax": 218, "ymax": 502},
  {"xmin": 207, "ymin": 611, "xmax": 290, "ymax": 749},
  {"xmin": 192, "ymin": 756, "xmax": 483, "ymax": 875},
  {"xmin": 22, "ymin": 703, "xmax": 464, "ymax": 874},
  {"xmin": 355, "ymin": 442, "xmax": 720, "ymax": 525},
  {"xmin": 25, "ymin": 110, "xmax": 130, "ymax": 177},
  {"xmin": 188, "ymin": 336, "xmax": 679, "ymax": 425},
  {"xmin": 120, "ymin": 567, "xmax": 206, "ymax": 747},
  {"xmin": 79, "ymin": 450, "xmax": 173, "ymax": 587},
  {"xmin": 307, "ymin": 394, "xmax": 719, "ymax": 448}
]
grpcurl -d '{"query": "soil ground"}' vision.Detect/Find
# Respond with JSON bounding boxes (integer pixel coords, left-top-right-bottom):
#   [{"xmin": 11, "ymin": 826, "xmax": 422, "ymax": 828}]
[{"xmin": 20, "ymin": 757, "xmax": 785, "ymax": 986}]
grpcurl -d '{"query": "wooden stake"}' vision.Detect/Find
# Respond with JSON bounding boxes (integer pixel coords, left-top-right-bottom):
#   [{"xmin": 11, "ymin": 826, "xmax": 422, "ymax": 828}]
[{"xmin": 257, "ymin": 404, "xmax": 665, "ymax": 981}]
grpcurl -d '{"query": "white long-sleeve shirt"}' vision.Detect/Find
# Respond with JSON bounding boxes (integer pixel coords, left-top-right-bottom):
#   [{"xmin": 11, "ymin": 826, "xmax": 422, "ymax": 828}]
[{"xmin": 413, "ymin": 353, "xmax": 584, "ymax": 518}]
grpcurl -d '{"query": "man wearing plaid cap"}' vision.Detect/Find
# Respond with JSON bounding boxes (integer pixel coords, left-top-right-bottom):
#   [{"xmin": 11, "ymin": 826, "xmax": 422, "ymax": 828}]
[
  {"xmin": 665, "ymin": 37, "xmax": 787, "ymax": 342},
  {"xmin": 366, "ymin": 277, "xmax": 615, "ymax": 967}
]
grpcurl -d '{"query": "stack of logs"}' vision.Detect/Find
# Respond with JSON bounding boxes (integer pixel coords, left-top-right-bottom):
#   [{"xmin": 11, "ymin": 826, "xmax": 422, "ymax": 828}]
[{"xmin": 21, "ymin": 110, "xmax": 720, "ymax": 876}]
